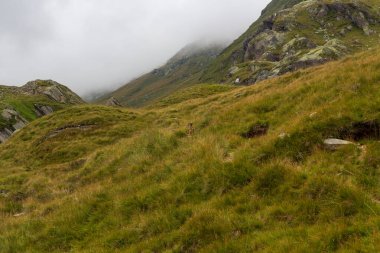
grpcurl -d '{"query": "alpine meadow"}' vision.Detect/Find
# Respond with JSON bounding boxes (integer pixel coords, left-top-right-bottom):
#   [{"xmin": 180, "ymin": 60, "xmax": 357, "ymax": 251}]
[{"xmin": 1, "ymin": 0, "xmax": 380, "ymax": 252}]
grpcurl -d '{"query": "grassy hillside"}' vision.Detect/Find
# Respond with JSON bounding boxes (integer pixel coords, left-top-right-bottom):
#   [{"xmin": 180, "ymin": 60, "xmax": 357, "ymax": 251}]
[
  {"xmin": 98, "ymin": 43, "xmax": 225, "ymax": 107},
  {"xmin": 1, "ymin": 47, "xmax": 380, "ymax": 252},
  {"xmin": 148, "ymin": 83, "xmax": 236, "ymax": 109}
]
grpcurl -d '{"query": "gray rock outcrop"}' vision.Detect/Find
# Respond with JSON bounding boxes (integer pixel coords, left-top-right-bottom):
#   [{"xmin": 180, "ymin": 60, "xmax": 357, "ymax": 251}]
[
  {"xmin": 324, "ymin": 138, "xmax": 355, "ymax": 150},
  {"xmin": 0, "ymin": 108, "xmax": 29, "ymax": 143},
  {"xmin": 105, "ymin": 97, "xmax": 122, "ymax": 107},
  {"xmin": 228, "ymin": 0, "xmax": 380, "ymax": 85},
  {"xmin": 21, "ymin": 80, "xmax": 84, "ymax": 104},
  {"xmin": 34, "ymin": 105, "xmax": 54, "ymax": 117}
]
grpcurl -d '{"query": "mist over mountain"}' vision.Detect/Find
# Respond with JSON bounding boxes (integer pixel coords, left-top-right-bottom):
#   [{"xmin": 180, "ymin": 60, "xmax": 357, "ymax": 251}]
[
  {"xmin": 0, "ymin": 0, "xmax": 270, "ymax": 96},
  {"xmin": 97, "ymin": 41, "xmax": 226, "ymax": 107}
]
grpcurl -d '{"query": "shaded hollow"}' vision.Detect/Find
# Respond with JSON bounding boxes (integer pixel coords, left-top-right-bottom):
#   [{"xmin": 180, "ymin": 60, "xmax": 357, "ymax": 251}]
[{"xmin": 241, "ymin": 123, "xmax": 269, "ymax": 139}]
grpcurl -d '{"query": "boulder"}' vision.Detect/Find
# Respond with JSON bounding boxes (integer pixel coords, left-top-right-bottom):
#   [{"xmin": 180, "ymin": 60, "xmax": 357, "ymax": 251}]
[
  {"xmin": 299, "ymin": 39, "xmax": 347, "ymax": 62},
  {"xmin": 282, "ymin": 37, "xmax": 316, "ymax": 55},
  {"xmin": 244, "ymin": 30, "xmax": 285, "ymax": 61},
  {"xmin": 13, "ymin": 121, "xmax": 27, "ymax": 130},
  {"xmin": 0, "ymin": 128, "xmax": 13, "ymax": 143},
  {"xmin": 0, "ymin": 108, "xmax": 29, "ymax": 143},
  {"xmin": 1, "ymin": 109, "xmax": 19, "ymax": 120},
  {"xmin": 105, "ymin": 97, "xmax": 122, "ymax": 107},
  {"xmin": 324, "ymin": 138, "xmax": 354, "ymax": 150},
  {"xmin": 1, "ymin": 108, "xmax": 28, "ymax": 126},
  {"xmin": 34, "ymin": 104, "xmax": 54, "ymax": 117}
]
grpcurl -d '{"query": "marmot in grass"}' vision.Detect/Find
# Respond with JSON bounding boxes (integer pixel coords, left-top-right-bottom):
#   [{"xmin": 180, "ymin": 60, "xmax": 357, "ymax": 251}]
[{"xmin": 187, "ymin": 123, "xmax": 194, "ymax": 136}]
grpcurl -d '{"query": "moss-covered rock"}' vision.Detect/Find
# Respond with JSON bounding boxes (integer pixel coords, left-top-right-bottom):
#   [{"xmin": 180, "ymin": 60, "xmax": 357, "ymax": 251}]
[
  {"xmin": 299, "ymin": 39, "xmax": 347, "ymax": 61},
  {"xmin": 282, "ymin": 37, "xmax": 316, "ymax": 54}
]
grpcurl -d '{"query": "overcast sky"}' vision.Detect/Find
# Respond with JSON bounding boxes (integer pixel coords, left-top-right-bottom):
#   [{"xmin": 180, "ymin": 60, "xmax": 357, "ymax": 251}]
[{"xmin": 0, "ymin": 0, "xmax": 270, "ymax": 96}]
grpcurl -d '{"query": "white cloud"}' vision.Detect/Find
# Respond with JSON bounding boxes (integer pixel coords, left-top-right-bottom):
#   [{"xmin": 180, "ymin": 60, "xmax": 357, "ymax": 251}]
[{"xmin": 0, "ymin": 0, "xmax": 270, "ymax": 95}]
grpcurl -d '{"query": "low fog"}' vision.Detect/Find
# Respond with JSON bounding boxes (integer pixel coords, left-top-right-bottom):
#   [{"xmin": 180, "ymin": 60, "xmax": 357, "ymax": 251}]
[{"xmin": 0, "ymin": 0, "xmax": 270, "ymax": 96}]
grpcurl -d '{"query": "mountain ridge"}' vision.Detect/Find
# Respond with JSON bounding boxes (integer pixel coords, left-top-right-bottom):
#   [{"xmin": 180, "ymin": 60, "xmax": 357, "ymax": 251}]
[{"xmin": 97, "ymin": 42, "xmax": 225, "ymax": 107}]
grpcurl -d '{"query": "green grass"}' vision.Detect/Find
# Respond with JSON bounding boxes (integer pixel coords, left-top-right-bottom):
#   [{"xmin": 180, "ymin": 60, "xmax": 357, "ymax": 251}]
[
  {"xmin": 1, "ymin": 47, "xmax": 380, "ymax": 252},
  {"xmin": 149, "ymin": 84, "xmax": 236, "ymax": 108},
  {"xmin": 0, "ymin": 89, "xmax": 66, "ymax": 130},
  {"xmin": 4, "ymin": 96, "xmax": 64, "ymax": 122}
]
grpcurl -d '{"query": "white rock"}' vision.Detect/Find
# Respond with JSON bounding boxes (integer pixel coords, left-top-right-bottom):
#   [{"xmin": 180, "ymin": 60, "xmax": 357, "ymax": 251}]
[
  {"xmin": 324, "ymin": 139, "xmax": 353, "ymax": 145},
  {"xmin": 324, "ymin": 138, "xmax": 356, "ymax": 151},
  {"xmin": 324, "ymin": 139, "xmax": 355, "ymax": 150},
  {"xmin": 279, "ymin": 133, "xmax": 289, "ymax": 139}
]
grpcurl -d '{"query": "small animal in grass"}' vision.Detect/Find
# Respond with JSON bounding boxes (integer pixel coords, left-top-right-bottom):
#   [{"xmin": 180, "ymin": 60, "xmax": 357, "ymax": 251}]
[{"xmin": 187, "ymin": 123, "xmax": 194, "ymax": 136}]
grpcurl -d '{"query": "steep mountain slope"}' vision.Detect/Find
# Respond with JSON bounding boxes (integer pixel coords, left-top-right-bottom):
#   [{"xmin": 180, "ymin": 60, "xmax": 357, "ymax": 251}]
[
  {"xmin": 100, "ymin": 0, "xmax": 380, "ymax": 109},
  {"xmin": 0, "ymin": 80, "xmax": 84, "ymax": 143},
  {"xmin": 98, "ymin": 43, "xmax": 225, "ymax": 107},
  {"xmin": 201, "ymin": 0, "xmax": 380, "ymax": 84},
  {"xmin": 1, "ymin": 47, "xmax": 380, "ymax": 252}
]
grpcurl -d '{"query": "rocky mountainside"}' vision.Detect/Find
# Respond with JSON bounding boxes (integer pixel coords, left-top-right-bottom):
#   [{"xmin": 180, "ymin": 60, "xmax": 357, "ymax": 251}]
[
  {"xmin": 98, "ymin": 42, "xmax": 225, "ymax": 107},
  {"xmin": 201, "ymin": 0, "xmax": 380, "ymax": 84},
  {"xmin": 100, "ymin": 0, "xmax": 380, "ymax": 107},
  {"xmin": 0, "ymin": 80, "xmax": 84, "ymax": 143}
]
